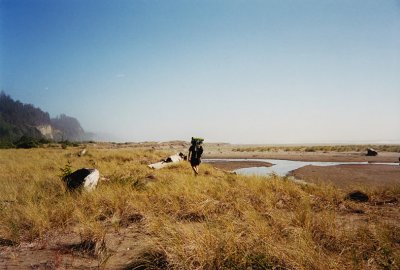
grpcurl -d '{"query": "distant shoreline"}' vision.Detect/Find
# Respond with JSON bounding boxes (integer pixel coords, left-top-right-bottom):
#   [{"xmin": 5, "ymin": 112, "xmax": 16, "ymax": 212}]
[{"xmin": 203, "ymin": 151, "xmax": 399, "ymax": 163}]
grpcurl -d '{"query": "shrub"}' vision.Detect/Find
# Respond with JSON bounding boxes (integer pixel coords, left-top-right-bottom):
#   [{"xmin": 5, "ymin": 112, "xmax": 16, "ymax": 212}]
[
  {"xmin": 0, "ymin": 139, "xmax": 14, "ymax": 149},
  {"xmin": 14, "ymin": 136, "xmax": 40, "ymax": 149}
]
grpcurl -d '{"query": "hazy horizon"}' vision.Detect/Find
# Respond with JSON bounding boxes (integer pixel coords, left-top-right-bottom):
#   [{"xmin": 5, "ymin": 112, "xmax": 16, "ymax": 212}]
[{"xmin": 1, "ymin": 0, "xmax": 400, "ymax": 144}]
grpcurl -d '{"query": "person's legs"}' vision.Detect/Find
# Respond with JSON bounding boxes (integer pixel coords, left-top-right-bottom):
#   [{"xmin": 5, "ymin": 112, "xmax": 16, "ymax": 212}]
[
  {"xmin": 192, "ymin": 165, "xmax": 199, "ymax": 175},
  {"xmin": 190, "ymin": 159, "xmax": 200, "ymax": 175}
]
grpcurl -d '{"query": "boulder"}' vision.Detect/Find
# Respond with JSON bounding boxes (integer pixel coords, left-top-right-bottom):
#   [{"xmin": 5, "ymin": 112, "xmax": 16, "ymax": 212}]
[
  {"xmin": 63, "ymin": 168, "xmax": 100, "ymax": 191},
  {"xmin": 366, "ymin": 148, "xmax": 378, "ymax": 156}
]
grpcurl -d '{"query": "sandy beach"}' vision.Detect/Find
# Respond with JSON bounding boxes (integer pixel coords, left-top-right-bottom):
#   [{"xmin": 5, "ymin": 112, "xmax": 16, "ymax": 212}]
[{"xmin": 290, "ymin": 164, "xmax": 400, "ymax": 188}]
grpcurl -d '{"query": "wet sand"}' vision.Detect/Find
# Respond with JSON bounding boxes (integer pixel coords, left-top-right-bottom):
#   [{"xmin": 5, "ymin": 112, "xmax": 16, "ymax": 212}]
[
  {"xmin": 204, "ymin": 160, "xmax": 273, "ymax": 171},
  {"xmin": 290, "ymin": 164, "xmax": 400, "ymax": 188}
]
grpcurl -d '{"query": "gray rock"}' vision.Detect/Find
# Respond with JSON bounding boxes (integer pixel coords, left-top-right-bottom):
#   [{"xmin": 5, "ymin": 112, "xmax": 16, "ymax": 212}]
[
  {"xmin": 63, "ymin": 168, "xmax": 99, "ymax": 191},
  {"xmin": 366, "ymin": 148, "xmax": 378, "ymax": 156}
]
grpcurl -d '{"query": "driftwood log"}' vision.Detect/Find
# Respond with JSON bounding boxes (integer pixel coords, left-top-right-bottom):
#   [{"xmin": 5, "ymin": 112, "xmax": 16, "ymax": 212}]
[
  {"xmin": 148, "ymin": 152, "xmax": 187, "ymax": 170},
  {"xmin": 78, "ymin": 148, "xmax": 87, "ymax": 157}
]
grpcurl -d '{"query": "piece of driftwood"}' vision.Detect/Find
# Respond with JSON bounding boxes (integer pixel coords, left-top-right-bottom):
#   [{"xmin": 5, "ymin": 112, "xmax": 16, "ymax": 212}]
[
  {"xmin": 148, "ymin": 152, "xmax": 186, "ymax": 169},
  {"xmin": 78, "ymin": 148, "xmax": 87, "ymax": 157},
  {"xmin": 63, "ymin": 168, "xmax": 100, "ymax": 191}
]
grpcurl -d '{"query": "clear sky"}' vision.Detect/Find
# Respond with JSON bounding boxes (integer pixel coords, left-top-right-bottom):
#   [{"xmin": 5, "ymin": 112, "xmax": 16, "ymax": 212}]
[{"xmin": 1, "ymin": 0, "xmax": 399, "ymax": 143}]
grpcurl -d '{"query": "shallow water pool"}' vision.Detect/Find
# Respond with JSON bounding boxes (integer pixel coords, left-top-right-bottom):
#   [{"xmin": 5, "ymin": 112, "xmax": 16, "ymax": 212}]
[{"xmin": 205, "ymin": 159, "xmax": 398, "ymax": 177}]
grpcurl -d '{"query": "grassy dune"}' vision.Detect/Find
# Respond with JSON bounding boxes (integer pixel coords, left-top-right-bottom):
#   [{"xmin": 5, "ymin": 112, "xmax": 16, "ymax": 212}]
[{"xmin": 1, "ymin": 146, "xmax": 399, "ymax": 269}]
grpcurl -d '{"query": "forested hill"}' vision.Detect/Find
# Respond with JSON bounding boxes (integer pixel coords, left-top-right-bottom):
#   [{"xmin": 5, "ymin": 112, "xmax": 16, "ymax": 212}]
[
  {"xmin": 51, "ymin": 114, "xmax": 85, "ymax": 141},
  {"xmin": 0, "ymin": 91, "xmax": 90, "ymax": 145}
]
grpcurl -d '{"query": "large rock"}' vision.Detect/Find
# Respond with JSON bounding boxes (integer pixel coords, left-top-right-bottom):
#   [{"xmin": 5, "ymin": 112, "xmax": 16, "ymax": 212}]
[
  {"xmin": 366, "ymin": 148, "xmax": 378, "ymax": 156},
  {"xmin": 63, "ymin": 168, "xmax": 99, "ymax": 191}
]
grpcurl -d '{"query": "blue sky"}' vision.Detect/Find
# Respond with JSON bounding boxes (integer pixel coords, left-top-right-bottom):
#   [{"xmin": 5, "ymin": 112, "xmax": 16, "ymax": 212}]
[{"xmin": 1, "ymin": 0, "xmax": 399, "ymax": 143}]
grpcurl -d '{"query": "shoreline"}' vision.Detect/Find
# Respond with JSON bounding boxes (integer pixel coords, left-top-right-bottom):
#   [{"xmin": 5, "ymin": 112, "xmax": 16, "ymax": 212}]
[
  {"xmin": 203, "ymin": 151, "xmax": 400, "ymax": 163},
  {"xmin": 203, "ymin": 153, "xmax": 400, "ymax": 188},
  {"xmin": 204, "ymin": 160, "xmax": 273, "ymax": 171}
]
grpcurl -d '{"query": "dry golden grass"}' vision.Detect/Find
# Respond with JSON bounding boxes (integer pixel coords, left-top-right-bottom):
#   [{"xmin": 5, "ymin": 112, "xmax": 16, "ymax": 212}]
[{"xmin": 0, "ymin": 145, "xmax": 399, "ymax": 269}]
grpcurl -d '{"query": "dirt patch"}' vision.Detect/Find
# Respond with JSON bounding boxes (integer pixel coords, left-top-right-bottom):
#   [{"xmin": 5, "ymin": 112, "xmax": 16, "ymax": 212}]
[
  {"xmin": 290, "ymin": 164, "xmax": 400, "ymax": 188},
  {"xmin": 205, "ymin": 160, "xmax": 273, "ymax": 171},
  {"xmin": 0, "ymin": 240, "xmax": 100, "ymax": 269},
  {"xmin": 0, "ymin": 225, "xmax": 158, "ymax": 270}
]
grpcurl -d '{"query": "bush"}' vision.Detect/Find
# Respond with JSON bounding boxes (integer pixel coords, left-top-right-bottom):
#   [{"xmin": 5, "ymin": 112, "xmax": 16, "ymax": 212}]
[
  {"xmin": 0, "ymin": 139, "xmax": 15, "ymax": 149},
  {"xmin": 14, "ymin": 136, "xmax": 41, "ymax": 149},
  {"xmin": 60, "ymin": 140, "xmax": 80, "ymax": 149}
]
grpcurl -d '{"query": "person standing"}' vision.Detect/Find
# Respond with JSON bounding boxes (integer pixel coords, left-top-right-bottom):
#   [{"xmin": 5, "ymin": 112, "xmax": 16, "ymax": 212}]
[{"xmin": 188, "ymin": 137, "xmax": 204, "ymax": 175}]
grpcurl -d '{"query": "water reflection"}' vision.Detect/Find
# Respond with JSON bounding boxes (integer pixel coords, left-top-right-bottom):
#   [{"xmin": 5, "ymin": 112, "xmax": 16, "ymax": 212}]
[{"xmin": 205, "ymin": 159, "xmax": 398, "ymax": 177}]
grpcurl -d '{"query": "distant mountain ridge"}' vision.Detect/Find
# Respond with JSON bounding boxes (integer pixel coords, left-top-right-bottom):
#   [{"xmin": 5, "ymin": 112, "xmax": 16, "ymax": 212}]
[{"xmin": 0, "ymin": 91, "xmax": 91, "ymax": 143}]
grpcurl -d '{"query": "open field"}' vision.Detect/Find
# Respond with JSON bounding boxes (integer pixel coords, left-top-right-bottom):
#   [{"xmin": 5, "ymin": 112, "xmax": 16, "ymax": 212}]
[{"xmin": 1, "ymin": 143, "xmax": 400, "ymax": 269}]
